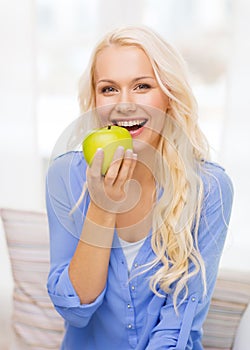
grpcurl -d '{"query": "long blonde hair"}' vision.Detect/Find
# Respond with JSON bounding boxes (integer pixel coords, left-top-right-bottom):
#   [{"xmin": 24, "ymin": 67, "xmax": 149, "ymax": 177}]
[{"xmin": 78, "ymin": 26, "xmax": 210, "ymax": 310}]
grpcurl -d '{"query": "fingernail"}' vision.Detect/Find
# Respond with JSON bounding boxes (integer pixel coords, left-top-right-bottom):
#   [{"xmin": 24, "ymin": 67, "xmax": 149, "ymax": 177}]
[
  {"xmin": 96, "ymin": 148, "xmax": 104, "ymax": 156},
  {"xmin": 125, "ymin": 148, "xmax": 133, "ymax": 155},
  {"xmin": 117, "ymin": 146, "xmax": 125, "ymax": 152}
]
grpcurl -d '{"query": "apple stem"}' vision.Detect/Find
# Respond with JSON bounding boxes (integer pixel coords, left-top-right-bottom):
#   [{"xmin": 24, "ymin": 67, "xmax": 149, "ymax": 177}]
[{"xmin": 108, "ymin": 125, "xmax": 111, "ymax": 130}]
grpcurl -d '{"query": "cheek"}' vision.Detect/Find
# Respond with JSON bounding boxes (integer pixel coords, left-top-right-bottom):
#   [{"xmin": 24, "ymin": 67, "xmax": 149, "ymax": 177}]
[
  {"xmin": 95, "ymin": 100, "xmax": 114, "ymax": 126},
  {"xmin": 95, "ymin": 94, "xmax": 108, "ymax": 124},
  {"xmin": 95, "ymin": 94, "xmax": 104, "ymax": 108},
  {"xmin": 151, "ymin": 95, "xmax": 169, "ymax": 111},
  {"xmin": 138, "ymin": 94, "xmax": 167, "ymax": 112}
]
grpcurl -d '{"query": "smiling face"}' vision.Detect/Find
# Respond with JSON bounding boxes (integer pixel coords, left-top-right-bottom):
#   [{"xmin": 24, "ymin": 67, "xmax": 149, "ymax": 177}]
[{"xmin": 94, "ymin": 45, "xmax": 169, "ymax": 152}]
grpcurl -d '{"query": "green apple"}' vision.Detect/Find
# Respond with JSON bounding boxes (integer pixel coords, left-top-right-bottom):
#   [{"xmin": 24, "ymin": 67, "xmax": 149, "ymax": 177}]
[{"xmin": 82, "ymin": 125, "xmax": 133, "ymax": 175}]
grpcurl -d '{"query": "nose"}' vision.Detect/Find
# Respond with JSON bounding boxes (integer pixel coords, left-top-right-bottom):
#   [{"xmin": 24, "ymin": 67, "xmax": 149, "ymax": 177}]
[{"xmin": 115, "ymin": 102, "xmax": 137, "ymax": 114}]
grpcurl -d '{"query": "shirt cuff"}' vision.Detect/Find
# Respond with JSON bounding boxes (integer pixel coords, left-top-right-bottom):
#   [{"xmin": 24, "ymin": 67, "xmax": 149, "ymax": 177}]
[{"xmin": 48, "ymin": 265, "xmax": 107, "ymax": 309}]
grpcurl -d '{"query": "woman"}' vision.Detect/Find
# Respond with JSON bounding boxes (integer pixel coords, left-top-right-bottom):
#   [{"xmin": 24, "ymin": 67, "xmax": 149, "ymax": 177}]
[{"xmin": 46, "ymin": 26, "xmax": 233, "ymax": 349}]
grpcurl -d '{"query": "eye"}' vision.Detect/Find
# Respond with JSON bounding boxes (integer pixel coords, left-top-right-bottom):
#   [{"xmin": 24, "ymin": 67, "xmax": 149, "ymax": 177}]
[
  {"xmin": 101, "ymin": 86, "xmax": 117, "ymax": 94},
  {"xmin": 134, "ymin": 83, "xmax": 151, "ymax": 91}
]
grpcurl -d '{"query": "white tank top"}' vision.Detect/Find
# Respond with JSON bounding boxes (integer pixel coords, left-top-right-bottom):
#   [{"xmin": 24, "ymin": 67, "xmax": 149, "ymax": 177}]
[{"xmin": 118, "ymin": 236, "xmax": 146, "ymax": 274}]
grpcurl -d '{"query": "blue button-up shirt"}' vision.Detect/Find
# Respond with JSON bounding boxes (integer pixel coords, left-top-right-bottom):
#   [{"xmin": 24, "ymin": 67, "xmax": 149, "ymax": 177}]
[{"xmin": 46, "ymin": 151, "xmax": 233, "ymax": 349}]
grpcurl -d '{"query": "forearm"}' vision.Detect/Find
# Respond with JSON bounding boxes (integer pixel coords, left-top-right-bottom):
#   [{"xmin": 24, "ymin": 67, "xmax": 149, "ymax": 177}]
[{"xmin": 69, "ymin": 201, "xmax": 116, "ymax": 304}]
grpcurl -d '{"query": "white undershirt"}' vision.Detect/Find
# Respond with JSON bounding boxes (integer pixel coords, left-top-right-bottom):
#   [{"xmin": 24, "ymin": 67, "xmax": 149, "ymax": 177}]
[{"xmin": 118, "ymin": 237, "xmax": 146, "ymax": 274}]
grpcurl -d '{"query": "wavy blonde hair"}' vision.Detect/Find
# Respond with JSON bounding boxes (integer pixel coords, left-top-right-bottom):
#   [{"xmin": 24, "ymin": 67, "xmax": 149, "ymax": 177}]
[{"xmin": 78, "ymin": 26, "xmax": 210, "ymax": 310}]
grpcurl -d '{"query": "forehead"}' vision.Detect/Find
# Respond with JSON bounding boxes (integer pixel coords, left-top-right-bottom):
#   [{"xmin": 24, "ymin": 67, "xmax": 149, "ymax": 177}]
[{"xmin": 94, "ymin": 45, "xmax": 154, "ymax": 80}]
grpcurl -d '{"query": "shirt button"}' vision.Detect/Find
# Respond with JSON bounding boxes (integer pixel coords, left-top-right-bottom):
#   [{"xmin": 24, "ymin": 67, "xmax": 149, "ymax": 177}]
[
  {"xmin": 127, "ymin": 303, "xmax": 132, "ymax": 308},
  {"xmin": 127, "ymin": 324, "xmax": 132, "ymax": 329},
  {"xmin": 131, "ymin": 285, "xmax": 135, "ymax": 291},
  {"xmin": 134, "ymin": 263, "xmax": 138, "ymax": 268},
  {"xmin": 191, "ymin": 297, "xmax": 196, "ymax": 302}
]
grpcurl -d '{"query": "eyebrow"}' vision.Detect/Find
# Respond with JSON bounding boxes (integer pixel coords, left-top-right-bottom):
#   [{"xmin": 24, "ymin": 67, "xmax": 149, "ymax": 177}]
[{"xmin": 96, "ymin": 76, "xmax": 155, "ymax": 85}]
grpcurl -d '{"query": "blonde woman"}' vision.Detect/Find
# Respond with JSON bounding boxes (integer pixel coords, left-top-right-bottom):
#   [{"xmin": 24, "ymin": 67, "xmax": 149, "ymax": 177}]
[{"xmin": 46, "ymin": 26, "xmax": 233, "ymax": 349}]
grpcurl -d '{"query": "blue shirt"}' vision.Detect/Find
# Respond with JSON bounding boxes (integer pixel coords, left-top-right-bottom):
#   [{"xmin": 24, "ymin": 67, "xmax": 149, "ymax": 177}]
[{"xmin": 46, "ymin": 151, "xmax": 233, "ymax": 350}]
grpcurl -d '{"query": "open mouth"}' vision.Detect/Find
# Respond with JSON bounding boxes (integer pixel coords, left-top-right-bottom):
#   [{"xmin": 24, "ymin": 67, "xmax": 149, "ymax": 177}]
[{"xmin": 111, "ymin": 119, "xmax": 148, "ymax": 132}]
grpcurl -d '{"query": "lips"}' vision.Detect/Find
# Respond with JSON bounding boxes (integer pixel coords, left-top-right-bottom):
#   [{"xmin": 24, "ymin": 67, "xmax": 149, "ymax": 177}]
[{"xmin": 111, "ymin": 119, "xmax": 148, "ymax": 134}]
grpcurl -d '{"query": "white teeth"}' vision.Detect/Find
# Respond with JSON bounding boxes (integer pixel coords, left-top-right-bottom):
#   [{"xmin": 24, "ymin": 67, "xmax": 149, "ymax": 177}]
[{"xmin": 116, "ymin": 120, "xmax": 144, "ymax": 127}]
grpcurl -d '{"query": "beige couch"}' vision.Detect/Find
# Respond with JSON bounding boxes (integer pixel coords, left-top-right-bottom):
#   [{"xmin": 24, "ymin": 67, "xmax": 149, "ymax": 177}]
[{"xmin": 1, "ymin": 208, "xmax": 250, "ymax": 350}]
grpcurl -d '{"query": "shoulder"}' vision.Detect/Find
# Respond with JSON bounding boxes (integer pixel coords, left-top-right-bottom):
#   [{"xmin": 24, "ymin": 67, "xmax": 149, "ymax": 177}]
[
  {"xmin": 200, "ymin": 160, "xmax": 234, "ymax": 197},
  {"xmin": 47, "ymin": 151, "xmax": 87, "ymax": 178},
  {"xmin": 199, "ymin": 160, "xmax": 234, "ymax": 216},
  {"xmin": 48, "ymin": 151, "xmax": 86, "ymax": 171},
  {"xmin": 46, "ymin": 151, "xmax": 88, "ymax": 197}
]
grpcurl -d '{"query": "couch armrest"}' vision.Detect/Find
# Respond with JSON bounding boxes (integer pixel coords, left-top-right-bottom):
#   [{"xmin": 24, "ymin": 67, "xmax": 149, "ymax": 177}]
[
  {"xmin": 203, "ymin": 269, "xmax": 250, "ymax": 349},
  {"xmin": 232, "ymin": 302, "xmax": 250, "ymax": 350}
]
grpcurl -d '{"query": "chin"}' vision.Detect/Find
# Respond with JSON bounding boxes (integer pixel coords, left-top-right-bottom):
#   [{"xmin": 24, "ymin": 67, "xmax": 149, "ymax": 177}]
[
  {"xmin": 133, "ymin": 138, "xmax": 159, "ymax": 154},
  {"xmin": 134, "ymin": 131, "xmax": 161, "ymax": 152},
  {"xmin": 132, "ymin": 139, "xmax": 147, "ymax": 153}
]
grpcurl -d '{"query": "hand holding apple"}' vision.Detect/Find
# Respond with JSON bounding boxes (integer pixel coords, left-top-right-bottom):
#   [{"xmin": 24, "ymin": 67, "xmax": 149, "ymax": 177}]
[{"xmin": 82, "ymin": 125, "xmax": 133, "ymax": 175}]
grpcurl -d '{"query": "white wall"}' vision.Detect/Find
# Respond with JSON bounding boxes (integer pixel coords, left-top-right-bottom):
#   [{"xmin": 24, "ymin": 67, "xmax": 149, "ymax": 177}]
[
  {"xmin": 219, "ymin": 0, "xmax": 250, "ymax": 271},
  {"xmin": 0, "ymin": 0, "xmax": 43, "ymax": 212},
  {"xmin": 0, "ymin": 0, "xmax": 43, "ymax": 347}
]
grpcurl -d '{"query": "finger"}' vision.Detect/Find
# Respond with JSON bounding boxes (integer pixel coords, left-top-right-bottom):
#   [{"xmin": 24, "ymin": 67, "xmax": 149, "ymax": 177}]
[
  {"xmin": 89, "ymin": 148, "xmax": 104, "ymax": 179},
  {"xmin": 127, "ymin": 153, "xmax": 137, "ymax": 180},
  {"xmin": 113, "ymin": 149, "xmax": 135, "ymax": 186},
  {"xmin": 104, "ymin": 146, "xmax": 125, "ymax": 185}
]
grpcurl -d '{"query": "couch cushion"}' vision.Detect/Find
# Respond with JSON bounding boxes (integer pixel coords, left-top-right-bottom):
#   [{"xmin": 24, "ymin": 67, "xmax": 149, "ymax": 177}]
[{"xmin": 1, "ymin": 208, "xmax": 64, "ymax": 350}]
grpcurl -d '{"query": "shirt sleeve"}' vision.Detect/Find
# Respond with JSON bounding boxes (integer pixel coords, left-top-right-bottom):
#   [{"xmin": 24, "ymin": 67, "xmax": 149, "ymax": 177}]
[
  {"xmin": 145, "ymin": 164, "xmax": 234, "ymax": 350},
  {"xmin": 45, "ymin": 153, "xmax": 106, "ymax": 328}
]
